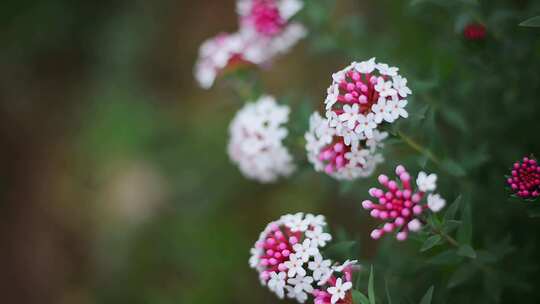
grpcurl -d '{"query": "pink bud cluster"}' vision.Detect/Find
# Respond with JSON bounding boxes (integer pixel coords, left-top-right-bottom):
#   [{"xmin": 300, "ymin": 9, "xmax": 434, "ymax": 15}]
[
  {"xmin": 334, "ymin": 70, "xmax": 383, "ymax": 115},
  {"xmin": 245, "ymin": 0, "xmax": 286, "ymax": 36},
  {"xmin": 362, "ymin": 165, "xmax": 443, "ymax": 241},
  {"xmin": 507, "ymin": 156, "xmax": 540, "ymax": 199},
  {"xmin": 256, "ymin": 223, "xmax": 299, "ymax": 280}
]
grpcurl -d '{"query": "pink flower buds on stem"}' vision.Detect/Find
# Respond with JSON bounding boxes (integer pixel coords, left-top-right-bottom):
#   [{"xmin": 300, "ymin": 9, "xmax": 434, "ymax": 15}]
[
  {"xmin": 362, "ymin": 165, "xmax": 446, "ymax": 241},
  {"xmin": 507, "ymin": 156, "xmax": 540, "ymax": 199}
]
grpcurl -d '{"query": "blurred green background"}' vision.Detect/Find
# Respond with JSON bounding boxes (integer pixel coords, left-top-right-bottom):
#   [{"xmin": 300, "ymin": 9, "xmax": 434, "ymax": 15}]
[{"xmin": 1, "ymin": 0, "xmax": 540, "ymax": 304}]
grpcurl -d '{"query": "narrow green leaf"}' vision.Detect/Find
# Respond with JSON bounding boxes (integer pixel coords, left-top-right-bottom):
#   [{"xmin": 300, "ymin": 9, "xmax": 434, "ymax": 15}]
[
  {"xmin": 419, "ymin": 286, "xmax": 434, "ymax": 304},
  {"xmin": 385, "ymin": 279, "xmax": 393, "ymax": 304},
  {"xmin": 323, "ymin": 241, "xmax": 357, "ymax": 261},
  {"xmin": 421, "ymin": 235, "xmax": 442, "ymax": 252},
  {"xmin": 457, "ymin": 244, "xmax": 477, "ymax": 259},
  {"xmin": 457, "ymin": 202, "xmax": 472, "ymax": 244},
  {"xmin": 368, "ymin": 266, "xmax": 376, "ymax": 304},
  {"xmin": 447, "ymin": 264, "xmax": 477, "ymax": 288},
  {"xmin": 442, "ymin": 159, "xmax": 467, "ymax": 177},
  {"xmin": 427, "ymin": 250, "xmax": 462, "ymax": 265},
  {"xmin": 444, "ymin": 195, "xmax": 462, "ymax": 221},
  {"xmin": 442, "ymin": 220, "xmax": 462, "ymax": 233},
  {"xmin": 519, "ymin": 16, "xmax": 540, "ymax": 27},
  {"xmin": 353, "ymin": 290, "xmax": 370, "ymax": 304}
]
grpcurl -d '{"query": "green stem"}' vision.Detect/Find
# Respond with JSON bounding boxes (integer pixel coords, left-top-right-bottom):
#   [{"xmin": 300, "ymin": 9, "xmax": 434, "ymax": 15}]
[
  {"xmin": 427, "ymin": 224, "xmax": 459, "ymax": 248},
  {"xmin": 397, "ymin": 130, "xmax": 442, "ymax": 166}
]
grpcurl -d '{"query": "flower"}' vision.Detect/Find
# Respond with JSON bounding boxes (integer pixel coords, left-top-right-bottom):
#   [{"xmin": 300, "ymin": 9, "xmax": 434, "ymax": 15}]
[
  {"xmin": 506, "ymin": 156, "xmax": 540, "ymax": 199},
  {"xmin": 327, "ymin": 278, "xmax": 353, "ymax": 304},
  {"xmin": 305, "ymin": 112, "xmax": 386, "ymax": 181},
  {"xmin": 249, "ymin": 213, "xmax": 333, "ymax": 302},
  {"xmin": 268, "ymin": 271, "xmax": 287, "ymax": 298},
  {"xmin": 313, "ymin": 263, "xmax": 357, "ymax": 304},
  {"xmin": 323, "ymin": 59, "xmax": 412, "ymax": 141},
  {"xmin": 416, "ymin": 171, "xmax": 437, "ymax": 192},
  {"xmin": 361, "ymin": 165, "xmax": 446, "ymax": 241},
  {"xmin": 305, "ymin": 226, "xmax": 332, "ymax": 247},
  {"xmin": 308, "ymin": 254, "xmax": 332, "ymax": 281},
  {"xmin": 237, "ymin": 0, "xmax": 306, "ymax": 63},
  {"xmin": 194, "ymin": 32, "xmax": 251, "ymax": 89},
  {"xmin": 228, "ymin": 95, "xmax": 295, "ymax": 183},
  {"xmin": 427, "ymin": 193, "xmax": 446, "ymax": 212},
  {"xmin": 464, "ymin": 23, "xmax": 486, "ymax": 41}
]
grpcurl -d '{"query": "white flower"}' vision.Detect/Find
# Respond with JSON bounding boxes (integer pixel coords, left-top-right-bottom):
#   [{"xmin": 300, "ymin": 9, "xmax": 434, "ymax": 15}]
[
  {"xmin": 344, "ymin": 147, "xmax": 369, "ymax": 167},
  {"xmin": 308, "ymin": 254, "xmax": 332, "ymax": 281},
  {"xmin": 427, "ymin": 193, "xmax": 446, "ymax": 212},
  {"xmin": 293, "ymin": 239, "xmax": 319, "ymax": 262},
  {"xmin": 305, "ymin": 213, "xmax": 327, "ymax": 228},
  {"xmin": 285, "ymin": 285, "xmax": 309, "ymax": 303},
  {"xmin": 332, "ymin": 259, "xmax": 358, "ymax": 272},
  {"xmin": 387, "ymin": 96, "xmax": 408, "ymax": 120},
  {"xmin": 416, "ymin": 171, "xmax": 437, "ymax": 192},
  {"xmin": 354, "ymin": 113, "xmax": 377, "ymax": 139},
  {"xmin": 268, "ymin": 271, "xmax": 287, "ymax": 299},
  {"xmin": 339, "ymin": 104, "xmax": 362, "ymax": 130},
  {"xmin": 354, "ymin": 57, "xmax": 377, "ymax": 74},
  {"xmin": 249, "ymin": 247, "xmax": 262, "ymax": 268},
  {"xmin": 287, "ymin": 214, "xmax": 310, "ymax": 232},
  {"xmin": 194, "ymin": 32, "xmax": 248, "ymax": 89},
  {"xmin": 392, "ymin": 75, "xmax": 412, "ymax": 98},
  {"xmin": 228, "ymin": 95, "xmax": 295, "ymax": 183},
  {"xmin": 374, "ymin": 77, "xmax": 397, "ymax": 98},
  {"xmin": 376, "ymin": 63, "xmax": 399, "ymax": 76},
  {"xmin": 305, "ymin": 226, "xmax": 332, "ymax": 247},
  {"xmin": 327, "ymin": 278, "xmax": 353, "ymax": 304},
  {"xmin": 408, "ymin": 219, "xmax": 422, "ymax": 232},
  {"xmin": 365, "ymin": 130, "xmax": 388, "ymax": 153},
  {"xmin": 371, "ymin": 97, "xmax": 395, "ymax": 123},
  {"xmin": 284, "ymin": 253, "xmax": 306, "ymax": 277},
  {"xmin": 287, "ymin": 274, "xmax": 314, "ymax": 294},
  {"xmin": 317, "ymin": 268, "xmax": 334, "ymax": 286}
]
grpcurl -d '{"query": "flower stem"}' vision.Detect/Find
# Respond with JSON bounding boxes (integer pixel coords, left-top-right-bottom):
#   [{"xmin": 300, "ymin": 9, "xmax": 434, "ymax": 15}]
[
  {"xmin": 397, "ymin": 130, "xmax": 442, "ymax": 166},
  {"xmin": 429, "ymin": 225, "xmax": 459, "ymax": 248}
]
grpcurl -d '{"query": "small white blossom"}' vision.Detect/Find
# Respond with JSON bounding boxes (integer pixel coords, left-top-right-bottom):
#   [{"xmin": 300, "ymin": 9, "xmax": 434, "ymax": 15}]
[
  {"xmin": 355, "ymin": 113, "xmax": 377, "ymax": 139},
  {"xmin": 305, "ymin": 226, "xmax": 332, "ymax": 248},
  {"xmin": 427, "ymin": 193, "xmax": 446, "ymax": 212},
  {"xmin": 354, "ymin": 57, "xmax": 377, "ymax": 74},
  {"xmin": 308, "ymin": 254, "xmax": 332, "ymax": 281},
  {"xmin": 332, "ymin": 259, "xmax": 358, "ymax": 272},
  {"xmin": 293, "ymin": 239, "xmax": 319, "ymax": 262},
  {"xmin": 284, "ymin": 253, "xmax": 306, "ymax": 278},
  {"xmin": 305, "ymin": 213, "xmax": 327, "ymax": 228},
  {"xmin": 371, "ymin": 97, "xmax": 395, "ymax": 123},
  {"xmin": 268, "ymin": 271, "xmax": 287, "ymax": 298},
  {"xmin": 376, "ymin": 63, "xmax": 399, "ymax": 76},
  {"xmin": 408, "ymin": 219, "xmax": 422, "ymax": 232},
  {"xmin": 392, "ymin": 75, "xmax": 412, "ymax": 97},
  {"xmin": 287, "ymin": 274, "xmax": 314, "ymax": 294},
  {"xmin": 327, "ymin": 278, "xmax": 353, "ymax": 304},
  {"xmin": 339, "ymin": 104, "xmax": 362, "ymax": 130},
  {"xmin": 387, "ymin": 97, "xmax": 408, "ymax": 120},
  {"xmin": 416, "ymin": 171, "xmax": 437, "ymax": 192},
  {"xmin": 374, "ymin": 77, "xmax": 397, "ymax": 98},
  {"xmin": 285, "ymin": 285, "xmax": 309, "ymax": 303}
]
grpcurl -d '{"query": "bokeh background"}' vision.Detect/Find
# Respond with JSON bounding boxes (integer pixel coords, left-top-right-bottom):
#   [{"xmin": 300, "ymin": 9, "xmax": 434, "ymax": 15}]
[{"xmin": 1, "ymin": 1, "xmax": 540, "ymax": 304}]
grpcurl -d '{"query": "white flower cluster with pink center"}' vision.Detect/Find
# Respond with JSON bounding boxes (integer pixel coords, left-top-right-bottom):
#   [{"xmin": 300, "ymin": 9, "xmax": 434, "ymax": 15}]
[
  {"xmin": 228, "ymin": 95, "xmax": 295, "ymax": 183},
  {"xmin": 325, "ymin": 58, "xmax": 411, "ymax": 140},
  {"xmin": 362, "ymin": 165, "xmax": 446, "ymax": 241},
  {"xmin": 305, "ymin": 112, "xmax": 387, "ymax": 180},
  {"xmin": 194, "ymin": 0, "xmax": 306, "ymax": 89},
  {"xmin": 250, "ymin": 213, "xmax": 360, "ymax": 303}
]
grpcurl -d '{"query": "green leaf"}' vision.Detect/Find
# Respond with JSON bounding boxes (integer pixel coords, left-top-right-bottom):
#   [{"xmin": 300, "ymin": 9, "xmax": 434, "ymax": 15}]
[
  {"xmin": 385, "ymin": 279, "xmax": 393, "ymax": 304},
  {"xmin": 419, "ymin": 286, "xmax": 434, "ymax": 304},
  {"xmin": 444, "ymin": 195, "xmax": 462, "ymax": 221},
  {"xmin": 447, "ymin": 264, "xmax": 477, "ymax": 288},
  {"xmin": 368, "ymin": 266, "xmax": 376, "ymax": 304},
  {"xmin": 427, "ymin": 250, "xmax": 462, "ymax": 265},
  {"xmin": 457, "ymin": 202, "xmax": 472, "ymax": 245},
  {"xmin": 352, "ymin": 290, "xmax": 370, "ymax": 304},
  {"xmin": 421, "ymin": 235, "xmax": 442, "ymax": 252},
  {"xmin": 519, "ymin": 16, "xmax": 540, "ymax": 27},
  {"xmin": 457, "ymin": 244, "xmax": 477, "ymax": 259},
  {"xmin": 442, "ymin": 220, "xmax": 462, "ymax": 233}
]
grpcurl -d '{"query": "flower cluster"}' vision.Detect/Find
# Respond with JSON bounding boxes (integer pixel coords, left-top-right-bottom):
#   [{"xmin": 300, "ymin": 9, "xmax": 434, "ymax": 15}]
[
  {"xmin": 249, "ymin": 213, "xmax": 334, "ymax": 302},
  {"xmin": 506, "ymin": 156, "xmax": 540, "ymax": 199},
  {"xmin": 194, "ymin": 0, "xmax": 306, "ymax": 89},
  {"xmin": 313, "ymin": 260, "xmax": 357, "ymax": 304},
  {"xmin": 361, "ymin": 165, "xmax": 446, "ymax": 241},
  {"xmin": 228, "ymin": 95, "xmax": 295, "ymax": 183},
  {"xmin": 325, "ymin": 58, "xmax": 411, "ymax": 141},
  {"xmin": 305, "ymin": 112, "xmax": 386, "ymax": 180}
]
